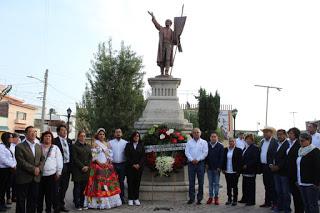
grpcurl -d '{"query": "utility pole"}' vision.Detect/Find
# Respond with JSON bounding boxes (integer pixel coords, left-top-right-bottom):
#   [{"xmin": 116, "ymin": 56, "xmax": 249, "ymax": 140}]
[
  {"xmin": 27, "ymin": 69, "xmax": 48, "ymax": 132},
  {"xmin": 254, "ymin": 84, "xmax": 282, "ymax": 127},
  {"xmin": 290, "ymin": 112, "xmax": 297, "ymax": 127},
  {"xmin": 41, "ymin": 69, "xmax": 48, "ymax": 132}
]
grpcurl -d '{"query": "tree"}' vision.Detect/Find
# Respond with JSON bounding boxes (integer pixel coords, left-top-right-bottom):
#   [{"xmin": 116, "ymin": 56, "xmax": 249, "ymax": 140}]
[
  {"xmin": 76, "ymin": 40, "xmax": 145, "ymax": 137},
  {"xmin": 196, "ymin": 88, "xmax": 220, "ymax": 140}
]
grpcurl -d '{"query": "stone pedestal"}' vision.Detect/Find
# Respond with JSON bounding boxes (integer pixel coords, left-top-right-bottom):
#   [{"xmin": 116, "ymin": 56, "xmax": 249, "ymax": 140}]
[
  {"xmin": 134, "ymin": 76, "xmax": 193, "ymax": 135},
  {"xmin": 139, "ymin": 167, "xmax": 189, "ymax": 201},
  {"xmin": 134, "ymin": 75, "xmax": 193, "ymax": 201}
]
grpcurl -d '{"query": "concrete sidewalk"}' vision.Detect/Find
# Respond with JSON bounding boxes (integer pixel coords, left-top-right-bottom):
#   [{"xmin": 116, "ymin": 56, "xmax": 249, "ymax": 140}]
[{"xmin": 6, "ymin": 174, "xmax": 279, "ymax": 212}]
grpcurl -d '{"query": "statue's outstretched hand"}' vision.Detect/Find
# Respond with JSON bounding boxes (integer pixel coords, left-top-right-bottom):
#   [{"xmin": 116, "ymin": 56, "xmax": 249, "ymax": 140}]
[{"xmin": 148, "ymin": 11, "xmax": 154, "ymax": 18}]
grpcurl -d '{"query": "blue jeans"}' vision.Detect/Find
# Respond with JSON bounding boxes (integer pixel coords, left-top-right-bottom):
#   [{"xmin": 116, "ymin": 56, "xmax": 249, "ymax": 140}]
[
  {"xmin": 298, "ymin": 185, "xmax": 319, "ymax": 213},
  {"xmin": 207, "ymin": 169, "xmax": 220, "ymax": 198},
  {"xmin": 188, "ymin": 161, "xmax": 205, "ymax": 201},
  {"xmin": 273, "ymin": 174, "xmax": 291, "ymax": 212}
]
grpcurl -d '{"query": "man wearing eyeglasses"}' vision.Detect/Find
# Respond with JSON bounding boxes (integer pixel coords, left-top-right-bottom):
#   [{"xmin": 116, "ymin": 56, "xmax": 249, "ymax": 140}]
[{"xmin": 54, "ymin": 124, "xmax": 72, "ymax": 212}]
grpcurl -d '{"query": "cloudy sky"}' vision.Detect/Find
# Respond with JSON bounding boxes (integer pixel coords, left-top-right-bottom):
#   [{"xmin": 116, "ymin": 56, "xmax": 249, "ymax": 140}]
[{"xmin": 1, "ymin": 0, "xmax": 319, "ymax": 131}]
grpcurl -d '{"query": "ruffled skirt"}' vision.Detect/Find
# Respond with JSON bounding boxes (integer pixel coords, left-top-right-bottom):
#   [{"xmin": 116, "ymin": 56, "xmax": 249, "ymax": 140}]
[{"xmin": 84, "ymin": 162, "xmax": 122, "ymax": 209}]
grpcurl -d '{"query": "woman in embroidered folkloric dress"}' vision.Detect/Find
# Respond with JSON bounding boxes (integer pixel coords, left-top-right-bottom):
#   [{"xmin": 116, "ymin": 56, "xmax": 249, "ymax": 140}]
[{"xmin": 84, "ymin": 128, "xmax": 122, "ymax": 209}]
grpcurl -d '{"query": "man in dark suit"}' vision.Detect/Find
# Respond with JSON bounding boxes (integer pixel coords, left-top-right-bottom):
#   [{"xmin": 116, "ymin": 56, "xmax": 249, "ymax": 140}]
[
  {"xmin": 54, "ymin": 124, "xmax": 72, "ymax": 212},
  {"xmin": 15, "ymin": 126, "xmax": 44, "ymax": 213},
  {"xmin": 259, "ymin": 127, "xmax": 278, "ymax": 208},
  {"xmin": 287, "ymin": 127, "xmax": 304, "ymax": 213},
  {"xmin": 270, "ymin": 129, "xmax": 290, "ymax": 213}
]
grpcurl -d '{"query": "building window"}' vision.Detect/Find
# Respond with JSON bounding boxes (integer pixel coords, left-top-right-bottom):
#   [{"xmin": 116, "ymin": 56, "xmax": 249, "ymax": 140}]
[{"xmin": 16, "ymin": 111, "xmax": 27, "ymax": 120}]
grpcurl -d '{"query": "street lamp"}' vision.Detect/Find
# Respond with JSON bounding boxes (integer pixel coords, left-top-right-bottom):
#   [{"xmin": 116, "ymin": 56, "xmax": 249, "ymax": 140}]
[
  {"xmin": 232, "ymin": 108, "xmax": 238, "ymax": 138},
  {"xmin": 254, "ymin": 84, "xmax": 282, "ymax": 127},
  {"xmin": 67, "ymin": 107, "xmax": 72, "ymax": 139}
]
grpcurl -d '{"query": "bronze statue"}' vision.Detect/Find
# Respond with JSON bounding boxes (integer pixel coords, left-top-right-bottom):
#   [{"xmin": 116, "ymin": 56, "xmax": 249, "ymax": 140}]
[{"xmin": 148, "ymin": 11, "xmax": 174, "ymax": 76}]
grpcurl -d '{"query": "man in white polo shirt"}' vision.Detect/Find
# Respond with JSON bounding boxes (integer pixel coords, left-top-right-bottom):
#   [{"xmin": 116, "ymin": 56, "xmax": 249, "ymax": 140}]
[
  {"xmin": 185, "ymin": 128, "xmax": 208, "ymax": 205},
  {"xmin": 109, "ymin": 128, "xmax": 128, "ymax": 203}
]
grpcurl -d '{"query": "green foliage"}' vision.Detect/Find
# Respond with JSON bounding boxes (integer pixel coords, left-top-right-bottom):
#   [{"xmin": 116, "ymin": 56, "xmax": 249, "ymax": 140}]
[
  {"xmin": 76, "ymin": 40, "xmax": 145, "ymax": 136},
  {"xmin": 184, "ymin": 109, "xmax": 199, "ymax": 128},
  {"xmin": 196, "ymin": 88, "xmax": 220, "ymax": 140}
]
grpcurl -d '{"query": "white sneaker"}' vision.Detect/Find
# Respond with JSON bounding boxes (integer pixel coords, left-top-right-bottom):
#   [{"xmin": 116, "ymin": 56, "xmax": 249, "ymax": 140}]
[
  {"xmin": 128, "ymin": 200, "xmax": 134, "ymax": 206},
  {"xmin": 134, "ymin": 200, "xmax": 141, "ymax": 206}
]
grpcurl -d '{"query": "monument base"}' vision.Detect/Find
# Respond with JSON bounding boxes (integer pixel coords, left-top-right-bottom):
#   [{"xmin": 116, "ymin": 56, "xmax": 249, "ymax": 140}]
[
  {"xmin": 139, "ymin": 167, "xmax": 190, "ymax": 201},
  {"xmin": 134, "ymin": 75, "xmax": 193, "ymax": 201},
  {"xmin": 134, "ymin": 76, "xmax": 193, "ymax": 135}
]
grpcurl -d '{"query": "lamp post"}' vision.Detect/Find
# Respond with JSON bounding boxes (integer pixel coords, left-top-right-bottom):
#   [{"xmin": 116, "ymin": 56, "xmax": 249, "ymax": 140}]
[
  {"xmin": 49, "ymin": 108, "xmax": 54, "ymax": 131},
  {"xmin": 66, "ymin": 107, "xmax": 72, "ymax": 139},
  {"xmin": 232, "ymin": 108, "xmax": 238, "ymax": 138},
  {"xmin": 254, "ymin": 84, "xmax": 282, "ymax": 127}
]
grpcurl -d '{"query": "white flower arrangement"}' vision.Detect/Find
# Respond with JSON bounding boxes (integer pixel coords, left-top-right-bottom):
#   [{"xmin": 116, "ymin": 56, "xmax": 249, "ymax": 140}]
[{"xmin": 155, "ymin": 156, "xmax": 175, "ymax": 177}]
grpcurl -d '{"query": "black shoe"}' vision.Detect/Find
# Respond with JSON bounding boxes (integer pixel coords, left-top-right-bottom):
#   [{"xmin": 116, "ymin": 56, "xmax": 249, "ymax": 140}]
[
  {"xmin": 60, "ymin": 207, "xmax": 69, "ymax": 212},
  {"xmin": 259, "ymin": 203, "xmax": 271, "ymax": 208},
  {"xmin": 238, "ymin": 199, "xmax": 246, "ymax": 204},
  {"xmin": 196, "ymin": 200, "xmax": 201, "ymax": 205},
  {"xmin": 225, "ymin": 200, "xmax": 232, "ymax": 205},
  {"xmin": 246, "ymin": 203, "xmax": 255, "ymax": 206},
  {"xmin": 231, "ymin": 201, "xmax": 237, "ymax": 206},
  {"xmin": 187, "ymin": 200, "xmax": 194, "ymax": 204}
]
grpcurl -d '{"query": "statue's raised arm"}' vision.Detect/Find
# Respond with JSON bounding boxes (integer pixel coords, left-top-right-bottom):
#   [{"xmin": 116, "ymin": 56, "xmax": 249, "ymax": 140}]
[{"xmin": 148, "ymin": 11, "xmax": 161, "ymax": 31}]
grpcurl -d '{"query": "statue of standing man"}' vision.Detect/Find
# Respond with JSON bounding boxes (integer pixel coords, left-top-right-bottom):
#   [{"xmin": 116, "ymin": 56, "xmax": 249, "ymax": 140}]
[{"xmin": 148, "ymin": 11, "xmax": 174, "ymax": 76}]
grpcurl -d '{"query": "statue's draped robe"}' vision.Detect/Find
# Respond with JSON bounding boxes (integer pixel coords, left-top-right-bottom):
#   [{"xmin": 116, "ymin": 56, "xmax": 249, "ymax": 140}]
[{"xmin": 152, "ymin": 18, "xmax": 174, "ymax": 67}]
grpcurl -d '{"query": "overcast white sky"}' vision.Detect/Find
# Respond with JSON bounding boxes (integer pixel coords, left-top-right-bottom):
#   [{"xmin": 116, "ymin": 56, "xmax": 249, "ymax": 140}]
[{"xmin": 1, "ymin": 0, "xmax": 319, "ymax": 131}]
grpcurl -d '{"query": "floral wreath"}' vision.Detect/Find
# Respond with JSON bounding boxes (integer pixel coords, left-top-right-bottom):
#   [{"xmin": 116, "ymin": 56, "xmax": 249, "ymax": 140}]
[{"xmin": 143, "ymin": 124, "xmax": 189, "ymax": 176}]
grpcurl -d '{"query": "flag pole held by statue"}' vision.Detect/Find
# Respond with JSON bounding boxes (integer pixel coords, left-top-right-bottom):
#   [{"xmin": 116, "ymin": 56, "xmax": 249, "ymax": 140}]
[{"xmin": 170, "ymin": 4, "xmax": 187, "ymax": 76}]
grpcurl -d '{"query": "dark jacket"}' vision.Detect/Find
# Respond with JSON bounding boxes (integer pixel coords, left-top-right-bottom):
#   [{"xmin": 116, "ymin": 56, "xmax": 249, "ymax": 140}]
[
  {"xmin": 54, "ymin": 136, "xmax": 72, "ymax": 165},
  {"xmin": 222, "ymin": 147, "xmax": 243, "ymax": 174},
  {"xmin": 72, "ymin": 141, "xmax": 92, "ymax": 182},
  {"xmin": 273, "ymin": 140, "xmax": 289, "ymax": 176},
  {"xmin": 298, "ymin": 148, "xmax": 320, "ymax": 186},
  {"xmin": 205, "ymin": 141, "xmax": 224, "ymax": 171},
  {"xmin": 260, "ymin": 137, "xmax": 278, "ymax": 165},
  {"xmin": 125, "ymin": 142, "xmax": 145, "ymax": 170},
  {"xmin": 242, "ymin": 144, "xmax": 260, "ymax": 175},
  {"xmin": 15, "ymin": 141, "xmax": 45, "ymax": 184},
  {"xmin": 287, "ymin": 140, "xmax": 300, "ymax": 183}
]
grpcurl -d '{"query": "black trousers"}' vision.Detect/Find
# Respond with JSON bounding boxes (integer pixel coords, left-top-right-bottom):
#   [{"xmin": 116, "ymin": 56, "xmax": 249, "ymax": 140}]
[
  {"xmin": 242, "ymin": 175, "xmax": 256, "ymax": 205},
  {"xmin": 16, "ymin": 181, "xmax": 39, "ymax": 213},
  {"xmin": 289, "ymin": 181, "xmax": 304, "ymax": 213},
  {"xmin": 58, "ymin": 163, "xmax": 70, "ymax": 208},
  {"xmin": 6, "ymin": 172, "xmax": 16, "ymax": 200},
  {"xmin": 37, "ymin": 175, "xmax": 59, "ymax": 213},
  {"xmin": 126, "ymin": 167, "xmax": 142, "ymax": 200},
  {"xmin": 113, "ymin": 162, "xmax": 126, "ymax": 200},
  {"xmin": 0, "ymin": 168, "xmax": 10, "ymax": 207},
  {"xmin": 73, "ymin": 181, "xmax": 87, "ymax": 208},
  {"xmin": 262, "ymin": 164, "xmax": 276, "ymax": 205},
  {"xmin": 225, "ymin": 173, "xmax": 239, "ymax": 201}
]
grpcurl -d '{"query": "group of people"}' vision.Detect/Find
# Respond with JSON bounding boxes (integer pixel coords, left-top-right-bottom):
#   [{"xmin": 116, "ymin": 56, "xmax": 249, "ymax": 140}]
[
  {"xmin": 1, "ymin": 124, "xmax": 320, "ymax": 213},
  {"xmin": 0, "ymin": 125, "xmax": 145, "ymax": 212},
  {"xmin": 186, "ymin": 125, "xmax": 320, "ymax": 213}
]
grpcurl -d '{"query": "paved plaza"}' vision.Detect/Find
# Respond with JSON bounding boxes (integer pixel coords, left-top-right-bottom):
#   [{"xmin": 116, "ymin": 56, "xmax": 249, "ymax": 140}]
[{"xmin": 6, "ymin": 174, "xmax": 279, "ymax": 213}]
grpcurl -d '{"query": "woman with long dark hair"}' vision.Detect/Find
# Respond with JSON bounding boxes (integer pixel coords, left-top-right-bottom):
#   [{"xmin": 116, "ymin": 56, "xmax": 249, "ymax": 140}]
[
  {"xmin": 84, "ymin": 128, "xmax": 122, "ymax": 209},
  {"xmin": 125, "ymin": 131, "xmax": 145, "ymax": 206}
]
